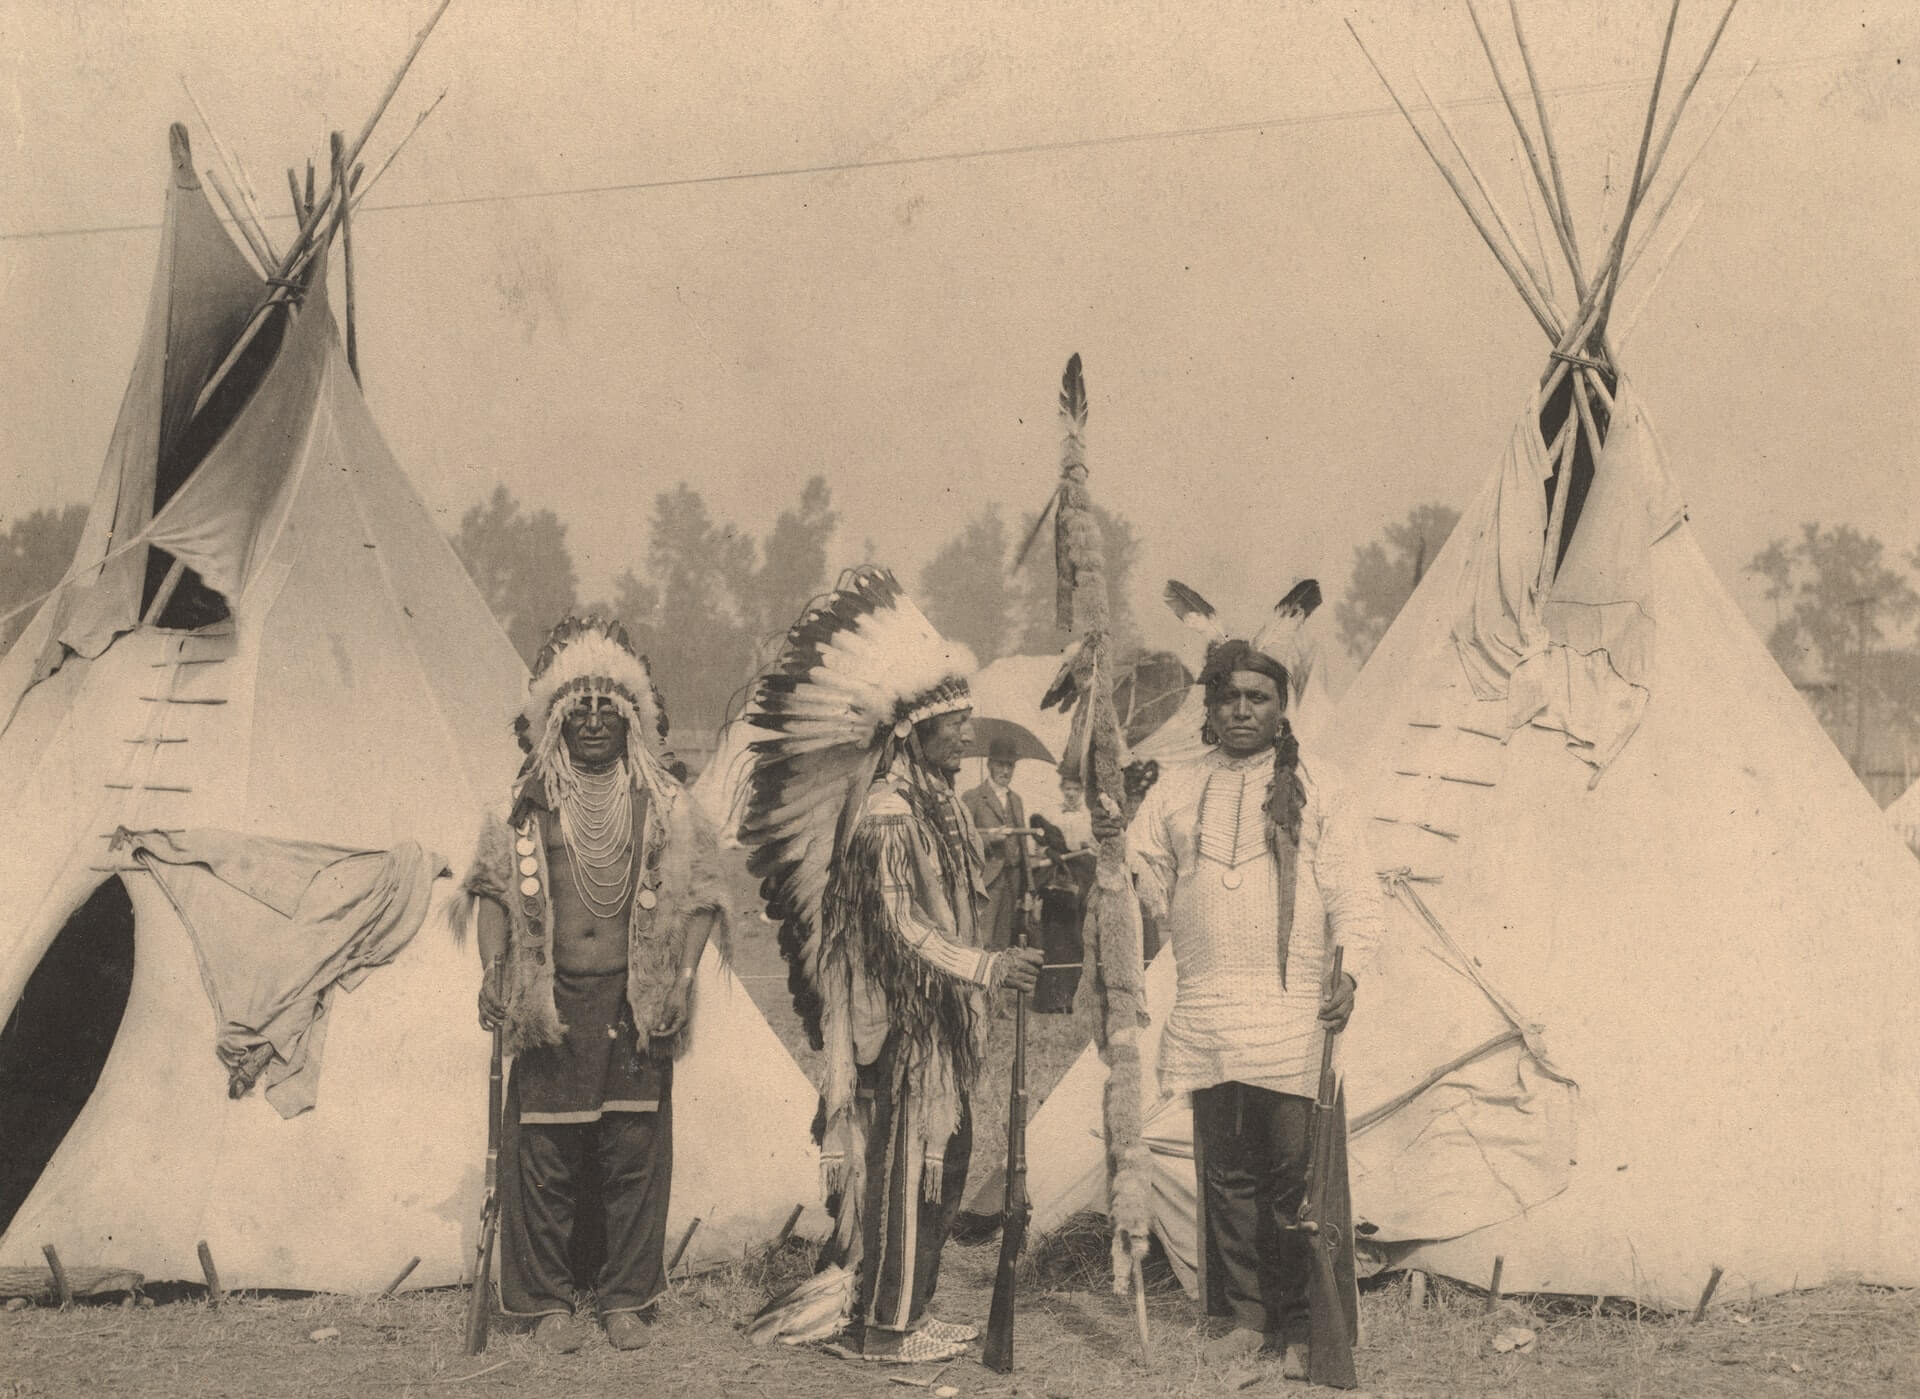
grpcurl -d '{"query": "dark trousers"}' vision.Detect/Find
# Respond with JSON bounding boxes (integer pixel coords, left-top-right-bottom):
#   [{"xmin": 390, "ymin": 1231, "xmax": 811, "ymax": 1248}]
[
  {"xmin": 855, "ymin": 1036, "xmax": 972, "ymax": 1334},
  {"xmin": 981, "ymin": 875, "xmax": 1019, "ymax": 952},
  {"xmin": 1191, "ymin": 1081, "xmax": 1312, "ymax": 1344},
  {"xmin": 499, "ymin": 1069, "xmax": 674, "ymax": 1318}
]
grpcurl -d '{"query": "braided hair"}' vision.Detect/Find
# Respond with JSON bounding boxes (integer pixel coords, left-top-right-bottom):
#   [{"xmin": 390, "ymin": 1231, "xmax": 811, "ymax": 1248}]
[{"xmin": 1198, "ymin": 639, "xmax": 1306, "ymax": 847}]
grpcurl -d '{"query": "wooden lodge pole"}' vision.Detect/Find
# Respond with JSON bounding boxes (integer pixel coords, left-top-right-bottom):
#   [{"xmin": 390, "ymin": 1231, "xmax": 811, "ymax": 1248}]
[{"xmin": 331, "ymin": 131, "xmax": 359, "ymax": 382}]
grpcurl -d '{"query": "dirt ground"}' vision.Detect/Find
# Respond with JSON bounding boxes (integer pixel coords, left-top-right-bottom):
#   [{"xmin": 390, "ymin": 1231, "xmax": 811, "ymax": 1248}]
[{"xmin": 7, "ymin": 874, "xmax": 1919, "ymax": 1396}]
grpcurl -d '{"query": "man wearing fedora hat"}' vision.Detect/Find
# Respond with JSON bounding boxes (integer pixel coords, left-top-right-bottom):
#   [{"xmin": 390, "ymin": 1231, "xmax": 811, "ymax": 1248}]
[{"xmin": 962, "ymin": 733, "xmax": 1034, "ymax": 954}]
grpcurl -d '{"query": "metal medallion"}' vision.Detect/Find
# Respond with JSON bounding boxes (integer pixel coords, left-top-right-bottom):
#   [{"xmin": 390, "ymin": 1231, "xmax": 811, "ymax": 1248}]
[
  {"xmin": 519, "ymin": 876, "xmax": 541, "ymax": 897},
  {"xmin": 636, "ymin": 888, "xmax": 658, "ymax": 911},
  {"xmin": 518, "ymin": 856, "xmax": 539, "ymax": 876},
  {"xmin": 515, "ymin": 837, "xmax": 536, "ymax": 857},
  {"xmin": 1222, "ymin": 868, "xmax": 1243, "ymax": 890}
]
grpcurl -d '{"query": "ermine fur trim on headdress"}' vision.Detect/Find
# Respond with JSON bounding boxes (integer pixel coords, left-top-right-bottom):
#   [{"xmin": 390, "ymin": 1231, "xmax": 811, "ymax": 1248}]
[
  {"xmin": 519, "ymin": 628, "xmax": 661, "ymax": 744},
  {"xmin": 516, "ymin": 617, "xmax": 673, "ymax": 811}
]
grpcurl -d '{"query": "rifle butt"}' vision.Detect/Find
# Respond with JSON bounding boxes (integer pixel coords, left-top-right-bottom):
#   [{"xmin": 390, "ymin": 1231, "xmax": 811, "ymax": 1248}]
[
  {"xmin": 462, "ymin": 1210, "xmax": 498, "ymax": 1355},
  {"xmin": 981, "ymin": 1207, "xmax": 1027, "ymax": 1372},
  {"xmin": 1305, "ymin": 1242, "xmax": 1358, "ymax": 1389}
]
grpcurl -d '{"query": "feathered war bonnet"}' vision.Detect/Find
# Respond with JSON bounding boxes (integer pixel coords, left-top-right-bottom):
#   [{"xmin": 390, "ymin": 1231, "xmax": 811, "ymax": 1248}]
[
  {"xmin": 514, "ymin": 615, "xmax": 675, "ymax": 809},
  {"xmin": 1163, "ymin": 577, "xmax": 1324, "ymax": 845},
  {"xmin": 734, "ymin": 566, "xmax": 977, "ymax": 1047}
]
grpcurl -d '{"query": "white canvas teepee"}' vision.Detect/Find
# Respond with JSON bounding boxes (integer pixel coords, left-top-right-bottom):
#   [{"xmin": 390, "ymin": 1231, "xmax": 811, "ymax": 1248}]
[
  {"xmin": 1002, "ymin": 9, "xmax": 1920, "ymax": 1310},
  {"xmin": 0, "ymin": 133, "xmax": 822, "ymax": 1293}
]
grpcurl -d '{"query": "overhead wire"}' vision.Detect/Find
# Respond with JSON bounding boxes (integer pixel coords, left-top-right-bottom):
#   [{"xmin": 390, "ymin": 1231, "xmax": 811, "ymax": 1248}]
[{"xmin": 0, "ymin": 44, "xmax": 1889, "ymax": 246}]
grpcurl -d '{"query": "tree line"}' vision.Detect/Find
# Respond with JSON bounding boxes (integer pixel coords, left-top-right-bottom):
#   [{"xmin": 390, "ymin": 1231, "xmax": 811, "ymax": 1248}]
[{"xmin": 4, "ymin": 491, "xmax": 1915, "ymax": 789}]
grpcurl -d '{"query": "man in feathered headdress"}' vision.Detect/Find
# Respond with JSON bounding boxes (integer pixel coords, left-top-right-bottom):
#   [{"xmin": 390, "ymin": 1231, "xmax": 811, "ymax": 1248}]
[
  {"xmin": 455, "ymin": 617, "xmax": 729, "ymax": 1353},
  {"xmin": 1093, "ymin": 580, "xmax": 1384, "ymax": 1378},
  {"xmin": 736, "ymin": 567, "xmax": 1042, "ymax": 1366}
]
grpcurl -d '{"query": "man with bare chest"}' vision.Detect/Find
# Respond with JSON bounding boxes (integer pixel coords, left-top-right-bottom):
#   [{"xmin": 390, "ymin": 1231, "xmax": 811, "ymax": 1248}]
[{"xmin": 459, "ymin": 618, "xmax": 728, "ymax": 1352}]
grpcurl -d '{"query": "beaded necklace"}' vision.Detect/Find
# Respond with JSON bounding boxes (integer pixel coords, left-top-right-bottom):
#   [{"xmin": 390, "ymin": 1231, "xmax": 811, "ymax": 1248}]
[{"xmin": 555, "ymin": 754, "xmax": 634, "ymax": 920}]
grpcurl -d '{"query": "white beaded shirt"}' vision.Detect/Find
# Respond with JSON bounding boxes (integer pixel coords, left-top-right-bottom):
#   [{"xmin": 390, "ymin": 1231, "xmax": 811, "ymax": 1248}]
[{"xmin": 1127, "ymin": 741, "xmax": 1384, "ymax": 1099}]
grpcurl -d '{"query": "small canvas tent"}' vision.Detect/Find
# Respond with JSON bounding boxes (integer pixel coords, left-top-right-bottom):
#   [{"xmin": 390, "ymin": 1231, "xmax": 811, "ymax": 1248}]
[
  {"xmin": 0, "ymin": 131, "xmax": 821, "ymax": 1292},
  {"xmin": 998, "ymin": 9, "xmax": 1920, "ymax": 1308}
]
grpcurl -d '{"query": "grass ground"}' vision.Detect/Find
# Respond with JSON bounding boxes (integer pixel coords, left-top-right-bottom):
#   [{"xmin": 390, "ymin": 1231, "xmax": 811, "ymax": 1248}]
[{"xmin": 6, "ymin": 864, "xmax": 1919, "ymax": 1396}]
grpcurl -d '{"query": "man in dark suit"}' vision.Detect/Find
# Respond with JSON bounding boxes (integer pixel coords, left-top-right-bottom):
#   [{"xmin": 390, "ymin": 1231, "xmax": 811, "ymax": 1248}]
[{"xmin": 962, "ymin": 734, "xmax": 1032, "ymax": 952}]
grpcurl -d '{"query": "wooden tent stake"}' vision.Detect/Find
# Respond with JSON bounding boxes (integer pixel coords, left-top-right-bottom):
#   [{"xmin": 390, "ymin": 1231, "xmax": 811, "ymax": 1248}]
[
  {"xmin": 41, "ymin": 1245, "xmax": 72, "ymax": 1308},
  {"xmin": 380, "ymin": 1256, "xmax": 421, "ymax": 1298},
  {"xmin": 1485, "ymin": 1254, "xmax": 1504, "ymax": 1313},
  {"xmin": 769, "ymin": 1204, "xmax": 805, "ymax": 1254},
  {"xmin": 1408, "ymin": 1269, "xmax": 1428, "ymax": 1309},
  {"xmin": 667, "ymin": 1217, "xmax": 702, "ymax": 1275},
  {"xmin": 197, "ymin": 1239, "xmax": 224, "ymax": 1307},
  {"xmin": 1691, "ymin": 1264, "xmax": 1724, "ymax": 1322}
]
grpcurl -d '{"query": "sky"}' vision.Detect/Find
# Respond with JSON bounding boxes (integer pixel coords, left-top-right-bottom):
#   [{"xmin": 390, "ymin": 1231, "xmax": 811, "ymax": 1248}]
[{"xmin": 1, "ymin": 0, "xmax": 1915, "ymax": 678}]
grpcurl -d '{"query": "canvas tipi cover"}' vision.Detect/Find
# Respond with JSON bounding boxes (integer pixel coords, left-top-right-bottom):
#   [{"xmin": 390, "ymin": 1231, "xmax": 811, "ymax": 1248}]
[
  {"xmin": 0, "ymin": 136, "xmax": 822, "ymax": 1292},
  {"xmin": 995, "ymin": 383, "xmax": 1920, "ymax": 1308}
]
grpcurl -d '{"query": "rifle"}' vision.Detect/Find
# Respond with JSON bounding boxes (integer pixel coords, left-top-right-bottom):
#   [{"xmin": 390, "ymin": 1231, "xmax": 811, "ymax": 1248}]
[
  {"xmin": 1288, "ymin": 946, "xmax": 1360, "ymax": 1389},
  {"xmin": 462, "ymin": 1024, "xmax": 504, "ymax": 1355},
  {"xmin": 982, "ymin": 833, "xmax": 1033, "ymax": 1373}
]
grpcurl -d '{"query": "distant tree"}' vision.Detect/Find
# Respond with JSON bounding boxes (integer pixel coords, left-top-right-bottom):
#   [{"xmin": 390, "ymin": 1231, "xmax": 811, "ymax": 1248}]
[
  {"xmin": 1336, "ymin": 503, "xmax": 1460, "ymax": 664},
  {"xmin": 1749, "ymin": 523, "xmax": 1920, "ymax": 770},
  {"xmin": 733, "ymin": 475, "xmax": 839, "ymax": 643},
  {"xmin": 920, "ymin": 506, "xmax": 1017, "ymax": 666},
  {"xmin": 449, "ymin": 485, "xmax": 580, "ymax": 666},
  {"xmin": 0, "ymin": 504, "xmax": 90, "ymax": 651},
  {"xmin": 631, "ymin": 484, "xmax": 758, "ymax": 741},
  {"xmin": 1009, "ymin": 503, "xmax": 1142, "ymax": 657}
]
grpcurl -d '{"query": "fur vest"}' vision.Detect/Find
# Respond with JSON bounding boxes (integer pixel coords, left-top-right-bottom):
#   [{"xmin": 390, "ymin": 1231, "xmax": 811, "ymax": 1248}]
[{"xmin": 455, "ymin": 777, "xmax": 730, "ymax": 1057}]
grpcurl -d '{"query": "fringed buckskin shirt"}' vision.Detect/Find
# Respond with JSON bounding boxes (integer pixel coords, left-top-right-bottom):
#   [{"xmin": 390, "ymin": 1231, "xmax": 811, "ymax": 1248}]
[{"xmin": 1128, "ymin": 744, "xmax": 1384, "ymax": 1099}]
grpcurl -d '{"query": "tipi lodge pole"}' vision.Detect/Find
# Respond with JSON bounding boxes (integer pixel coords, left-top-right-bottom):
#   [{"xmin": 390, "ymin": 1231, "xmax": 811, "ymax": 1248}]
[{"xmin": 332, "ymin": 131, "xmax": 360, "ymax": 382}]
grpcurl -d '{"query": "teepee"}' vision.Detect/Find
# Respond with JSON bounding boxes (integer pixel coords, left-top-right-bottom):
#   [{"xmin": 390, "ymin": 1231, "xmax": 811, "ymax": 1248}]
[
  {"xmin": 0, "ymin": 129, "xmax": 821, "ymax": 1293},
  {"xmin": 1003, "ymin": 3, "xmax": 1920, "ymax": 1309}
]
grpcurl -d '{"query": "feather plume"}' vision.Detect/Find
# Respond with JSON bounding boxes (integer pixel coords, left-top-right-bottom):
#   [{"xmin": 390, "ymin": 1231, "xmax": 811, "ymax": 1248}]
[
  {"xmin": 734, "ymin": 566, "xmax": 973, "ymax": 1050},
  {"xmin": 1040, "ymin": 635, "xmax": 1091, "ymax": 713},
  {"xmin": 1163, "ymin": 579, "xmax": 1227, "ymax": 642},
  {"xmin": 1250, "ymin": 577, "xmax": 1324, "ymax": 703}
]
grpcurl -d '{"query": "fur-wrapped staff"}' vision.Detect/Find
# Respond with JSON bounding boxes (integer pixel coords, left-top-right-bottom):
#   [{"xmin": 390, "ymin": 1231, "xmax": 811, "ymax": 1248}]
[
  {"xmin": 1027, "ymin": 354, "xmax": 1155, "ymax": 1366},
  {"xmin": 737, "ymin": 567, "xmax": 1041, "ymax": 1366}
]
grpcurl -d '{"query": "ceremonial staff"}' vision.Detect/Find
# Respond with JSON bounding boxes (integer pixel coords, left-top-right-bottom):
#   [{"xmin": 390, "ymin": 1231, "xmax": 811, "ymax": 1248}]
[{"xmin": 1022, "ymin": 353, "xmax": 1153, "ymax": 1365}]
